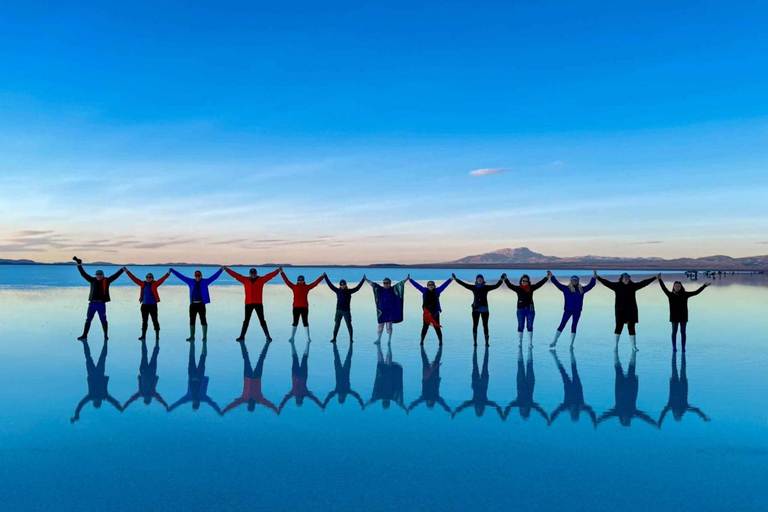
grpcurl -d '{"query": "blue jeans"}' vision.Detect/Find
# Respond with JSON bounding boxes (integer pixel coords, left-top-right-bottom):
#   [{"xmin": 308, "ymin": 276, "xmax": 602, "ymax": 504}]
[
  {"xmin": 86, "ymin": 302, "xmax": 107, "ymax": 324},
  {"xmin": 517, "ymin": 308, "xmax": 535, "ymax": 332}
]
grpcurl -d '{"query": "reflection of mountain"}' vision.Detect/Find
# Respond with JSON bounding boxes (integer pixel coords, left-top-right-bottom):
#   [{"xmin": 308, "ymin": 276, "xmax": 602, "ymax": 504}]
[{"xmin": 442, "ymin": 247, "xmax": 768, "ymax": 271}]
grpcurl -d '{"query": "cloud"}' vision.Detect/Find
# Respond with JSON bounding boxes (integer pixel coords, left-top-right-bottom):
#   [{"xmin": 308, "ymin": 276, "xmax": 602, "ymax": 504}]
[
  {"xmin": 469, "ymin": 168, "xmax": 506, "ymax": 177},
  {"xmin": 757, "ymin": 241, "xmax": 768, "ymax": 244},
  {"xmin": 550, "ymin": 160, "xmax": 565, "ymax": 167},
  {"xmin": 629, "ymin": 241, "xmax": 664, "ymax": 245}
]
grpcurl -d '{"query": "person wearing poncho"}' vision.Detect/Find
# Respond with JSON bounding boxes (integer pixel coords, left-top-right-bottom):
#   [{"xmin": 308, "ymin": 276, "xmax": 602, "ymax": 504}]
[{"xmin": 365, "ymin": 276, "xmax": 407, "ymax": 344}]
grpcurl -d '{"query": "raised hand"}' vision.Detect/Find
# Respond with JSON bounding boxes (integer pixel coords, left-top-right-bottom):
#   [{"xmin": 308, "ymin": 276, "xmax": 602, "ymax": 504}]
[
  {"xmin": 451, "ymin": 273, "xmax": 457, "ymax": 279},
  {"xmin": 593, "ymin": 270, "xmax": 598, "ymax": 278},
  {"xmin": 656, "ymin": 273, "xmax": 661, "ymax": 280},
  {"xmin": 546, "ymin": 270, "xmax": 553, "ymax": 277}
]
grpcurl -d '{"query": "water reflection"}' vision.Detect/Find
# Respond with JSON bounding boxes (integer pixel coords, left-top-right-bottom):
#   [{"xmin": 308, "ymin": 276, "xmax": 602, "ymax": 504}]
[
  {"xmin": 71, "ymin": 338, "xmax": 123, "ymax": 423},
  {"xmin": 366, "ymin": 341, "xmax": 406, "ymax": 411},
  {"xmin": 323, "ymin": 343, "xmax": 365, "ymax": 410},
  {"xmin": 123, "ymin": 338, "xmax": 169, "ymax": 411},
  {"xmin": 223, "ymin": 340, "xmax": 278, "ymax": 415},
  {"xmin": 453, "ymin": 345, "xmax": 503, "ymax": 419},
  {"xmin": 169, "ymin": 340, "xmax": 222, "ymax": 414},
  {"xmin": 658, "ymin": 352, "xmax": 710, "ymax": 427},
  {"xmin": 504, "ymin": 345, "xmax": 548, "ymax": 422},
  {"xmin": 597, "ymin": 350, "xmax": 657, "ymax": 428},
  {"xmin": 279, "ymin": 340, "xmax": 323, "ymax": 411},
  {"xmin": 548, "ymin": 349, "xmax": 597, "ymax": 427},
  {"xmin": 408, "ymin": 345, "xmax": 451, "ymax": 414}
]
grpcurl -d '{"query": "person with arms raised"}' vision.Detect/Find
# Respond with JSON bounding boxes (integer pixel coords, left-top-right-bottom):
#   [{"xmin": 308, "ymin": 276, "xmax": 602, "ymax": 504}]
[
  {"xmin": 124, "ymin": 267, "xmax": 171, "ymax": 341},
  {"xmin": 365, "ymin": 276, "xmax": 408, "ymax": 344},
  {"xmin": 597, "ymin": 272, "xmax": 658, "ymax": 351},
  {"xmin": 281, "ymin": 270, "xmax": 325, "ymax": 343},
  {"xmin": 170, "ymin": 267, "xmax": 224, "ymax": 342},
  {"xmin": 73, "ymin": 256, "xmax": 124, "ymax": 341},
  {"xmin": 325, "ymin": 275, "xmax": 366, "ymax": 344},
  {"xmin": 504, "ymin": 273, "xmax": 549, "ymax": 347},
  {"xmin": 658, "ymin": 276, "xmax": 710, "ymax": 352},
  {"xmin": 452, "ymin": 273, "xmax": 506, "ymax": 346},
  {"xmin": 409, "ymin": 276, "xmax": 452, "ymax": 345},
  {"xmin": 224, "ymin": 266, "xmax": 281, "ymax": 342},
  {"xmin": 548, "ymin": 271, "xmax": 597, "ymax": 349}
]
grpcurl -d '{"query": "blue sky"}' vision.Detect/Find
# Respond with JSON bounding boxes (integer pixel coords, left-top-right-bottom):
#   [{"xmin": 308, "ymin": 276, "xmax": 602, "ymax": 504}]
[{"xmin": 1, "ymin": 1, "xmax": 767, "ymax": 263}]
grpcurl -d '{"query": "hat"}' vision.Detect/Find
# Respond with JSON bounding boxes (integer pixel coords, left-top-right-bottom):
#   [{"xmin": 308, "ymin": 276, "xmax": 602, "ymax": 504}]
[
  {"xmin": 476, "ymin": 274, "xmax": 484, "ymax": 280},
  {"xmin": 339, "ymin": 279, "xmax": 347, "ymax": 285},
  {"xmin": 570, "ymin": 275, "xmax": 580, "ymax": 282},
  {"xmin": 95, "ymin": 269, "xmax": 104, "ymax": 275},
  {"xmin": 249, "ymin": 268, "xmax": 257, "ymax": 274},
  {"xmin": 297, "ymin": 275, "xmax": 305, "ymax": 281},
  {"xmin": 620, "ymin": 273, "xmax": 631, "ymax": 280}
]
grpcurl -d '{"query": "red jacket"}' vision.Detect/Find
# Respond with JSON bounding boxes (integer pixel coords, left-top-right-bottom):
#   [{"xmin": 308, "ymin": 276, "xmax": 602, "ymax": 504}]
[
  {"xmin": 126, "ymin": 269, "xmax": 170, "ymax": 303},
  {"xmin": 226, "ymin": 268, "xmax": 280, "ymax": 304},
  {"xmin": 281, "ymin": 272, "xmax": 324, "ymax": 307}
]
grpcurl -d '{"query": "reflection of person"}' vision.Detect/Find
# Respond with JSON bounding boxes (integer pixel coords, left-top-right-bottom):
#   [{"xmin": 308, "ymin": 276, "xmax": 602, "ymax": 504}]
[
  {"xmin": 597, "ymin": 272, "xmax": 658, "ymax": 351},
  {"xmin": 124, "ymin": 267, "xmax": 171, "ymax": 341},
  {"xmin": 658, "ymin": 352, "xmax": 710, "ymax": 427},
  {"xmin": 169, "ymin": 340, "xmax": 222, "ymax": 414},
  {"xmin": 366, "ymin": 342, "xmax": 406, "ymax": 411},
  {"xmin": 281, "ymin": 271, "xmax": 325, "ymax": 343},
  {"xmin": 74, "ymin": 256, "xmax": 124, "ymax": 341},
  {"xmin": 408, "ymin": 345, "xmax": 451, "ymax": 414},
  {"xmin": 504, "ymin": 274, "xmax": 548, "ymax": 346},
  {"xmin": 409, "ymin": 277, "xmax": 452, "ymax": 345},
  {"xmin": 548, "ymin": 349, "xmax": 597, "ymax": 427},
  {"xmin": 71, "ymin": 338, "xmax": 122, "ymax": 423},
  {"xmin": 452, "ymin": 345, "xmax": 503, "ymax": 419},
  {"xmin": 325, "ymin": 275, "xmax": 366, "ymax": 344},
  {"xmin": 597, "ymin": 350, "xmax": 657, "ymax": 428},
  {"xmin": 365, "ymin": 276, "xmax": 407, "ymax": 344},
  {"xmin": 170, "ymin": 267, "xmax": 224, "ymax": 342},
  {"xmin": 323, "ymin": 343, "xmax": 364, "ymax": 409},
  {"xmin": 224, "ymin": 266, "xmax": 281, "ymax": 342},
  {"xmin": 223, "ymin": 340, "xmax": 277, "ymax": 415},
  {"xmin": 548, "ymin": 271, "xmax": 597, "ymax": 348},
  {"xmin": 278, "ymin": 340, "xmax": 323, "ymax": 411},
  {"xmin": 504, "ymin": 345, "xmax": 548, "ymax": 422},
  {"xmin": 452, "ymin": 274, "xmax": 506, "ymax": 346},
  {"xmin": 123, "ymin": 337, "xmax": 169, "ymax": 411},
  {"xmin": 658, "ymin": 277, "xmax": 709, "ymax": 352}
]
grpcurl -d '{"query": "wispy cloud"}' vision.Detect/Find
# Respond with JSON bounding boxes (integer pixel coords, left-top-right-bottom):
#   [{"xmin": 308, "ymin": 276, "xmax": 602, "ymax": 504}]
[
  {"xmin": 629, "ymin": 241, "xmax": 664, "ymax": 245},
  {"xmin": 469, "ymin": 168, "xmax": 506, "ymax": 176}
]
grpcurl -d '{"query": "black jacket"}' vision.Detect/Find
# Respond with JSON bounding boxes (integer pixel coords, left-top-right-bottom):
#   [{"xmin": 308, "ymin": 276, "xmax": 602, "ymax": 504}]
[
  {"xmin": 597, "ymin": 276, "xmax": 655, "ymax": 324},
  {"xmin": 659, "ymin": 279, "xmax": 706, "ymax": 323},
  {"xmin": 78, "ymin": 266, "xmax": 124, "ymax": 302},
  {"xmin": 504, "ymin": 277, "xmax": 548, "ymax": 310}
]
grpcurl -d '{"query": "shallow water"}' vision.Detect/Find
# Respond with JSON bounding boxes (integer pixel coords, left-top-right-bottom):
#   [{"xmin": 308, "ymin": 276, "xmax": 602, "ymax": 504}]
[{"xmin": 1, "ymin": 267, "xmax": 766, "ymax": 511}]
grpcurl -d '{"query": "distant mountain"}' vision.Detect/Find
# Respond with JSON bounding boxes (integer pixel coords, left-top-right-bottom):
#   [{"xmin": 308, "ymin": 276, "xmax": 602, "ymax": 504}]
[
  {"xmin": 444, "ymin": 247, "xmax": 768, "ymax": 271},
  {"xmin": 0, "ymin": 258, "xmax": 37, "ymax": 265}
]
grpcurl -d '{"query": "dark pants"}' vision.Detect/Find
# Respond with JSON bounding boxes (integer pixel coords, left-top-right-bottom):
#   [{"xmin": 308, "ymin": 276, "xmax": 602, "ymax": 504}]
[
  {"xmin": 472, "ymin": 310, "xmax": 490, "ymax": 338},
  {"xmin": 292, "ymin": 307, "xmax": 309, "ymax": 327},
  {"xmin": 421, "ymin": 311, "xmax": 443, "ymax": 342},
  {"xmin": 241, "ymin": 303, "xmax": 270, "ymax": 337},
  {"xmin": 517, "ymin": 308, "xmax": 535, "ymax": 332},
  {"xmin": 333, "ymin": 309, "xmax": 353, "ymax": 340},
  {"xmin": 86, "ymin": 302, "xmax": 107, "ymax": 324},
  {"xmin": 672, "ymin": 322, "xmax": 687, "ymax": 349},
  {"xmin": 557, "ymin": 311, "xmax": 581, "ymax": 334},
  {"xmin": 615, "ymin": 321, "xmax": 636, "ymax": 335},
  {"xmin": 141, "ymin": 304, "xmax": 160, "ymax": 332},
  {"xmin": 189, "ymin": 302, "xmax": 207, "ymax": 326}
]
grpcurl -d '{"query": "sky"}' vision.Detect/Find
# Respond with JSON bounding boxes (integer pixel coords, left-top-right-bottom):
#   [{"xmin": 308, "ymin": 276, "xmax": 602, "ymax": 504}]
[{"xmin": 1, "ymin": 1, "xmax": 767, "ymax": 264}]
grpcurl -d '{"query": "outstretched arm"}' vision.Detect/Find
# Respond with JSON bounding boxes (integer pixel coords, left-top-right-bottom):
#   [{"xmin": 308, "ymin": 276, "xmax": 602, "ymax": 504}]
[
  {"xmin": 658, "ymin": 278, "xmax": 672, "ymax": 297},
  {"xmin": 658, "ymin": 405, "xmax": 671, "ymax": 427},
  {"xmin": 106, "ymin": 394, "xmax": 124, "ymax": 412},
  {"xmin": 635, "ymin": 410, "xmax": 659, "ymax": 428},
  {"xmin": 504, "ymin": 277, "xmax": 519, "ymax": 291},
  {"xmin": 688, "ymin": 406, "xmax": 711, "ymax": 422},
  {"xmin": 261, "ymin": 268, "xmax": 281, "ymax": 283},
  {"xmin": 349, "ymin": 391, "xmax": 365, "ymax": 410},
  {"xmin": 203, "ymin": 268, "xmax": 224, "ymax": 284},
  {"xmin": 597, "ymin": 276, "xmax": 618, "ymax": 290},
  {"xmin": 203, "ymin": 397, "xmax": 222, "ymax": 415},
  {"xmin": 582, "ymin": 276, "xmax": 597, "ymax": 292},
  {"xmin": 408, "ymin": 397, "xmax": 425, "ymax": 412},
  {"xmin": 170, "ymin": 269, "xmax": 193, "ymax": 285},
  {"xmin": 122, "ymin": 391, "xmax": 142, "ymax": 410},
  {"xmin": 125, "ymin": 269, "xmax": 142, "ymax": 286},
  {"xmin": 71, "ymin": 396, "xmax": 90, "ymax": 423},
  {"xmin": 634, "ymin": 276, "xmax": 657, "ymax": 290},
  {"xmin": 532, "ymin": 404, "xmax": 549, "ymax": 422},
  {"xmin": 486, "ymin": 277, "xmax": 506, "ymax": 291},
  {"xmin": 349, "ymin": 277, "xmax": 366, "ymax": 293},
  {"xmin": 307, "ymin": 274, "xmax": 325, "ymax": 290},
  {"xmin": 531, "ymin": 276, "xmax": 549, "ymax": 291},
  {"xmin": 168, "ymin": 395, "xmax": 190, "ymax": 412},
  {"xmin": 107, "ymin": 267, "xmax": 125, "ymax": 283},
  {"xmin": 436, "ymin": 278, "xmax": 452, "ymax": 294},
  {"xmin": 452, "ymin": 274, "xmax": 472, "ymax": 290},
  {"xmin": 451, "ymin": 400, "xmax": 474, "ymax": 418},
  {"xmin": 549, "ymin": 404, "xmax": 568, "ymax": 425},
  {"xmin": 153, "ymin": 392, "xmax": 169, "ymax": 410},
  {"xmin": 688, "ymin": 284, "xmax": 709, "ymax": 297},
  {"xmin": 322, "ymin": 391, "xmax": 336, "ymax": 408},
  {"xmin": 224, "ymin": 267, "xmax": 247, "ymax": 283},
  {"xmin": 549, "ymin": 275, "xmax": 567, "ymax": 292},
  {"xmin": 408, "ymin": 278, "xmax": 426, "ymax": 294},
  {"xmin": 77, "ymin": 265, "xmax": 94, "ymax": 283},
  {"xmin": 280, "ymin": 271, "xmax": 295, "ymax": 288},
  {"xmin": 278, "ymin": 392, "xmax": 293, "ymax": 412},
  {"xmin": 222, "ymin": 398, "xmax": 246, "ymax": 415},
  {"xmin": 324, "ymin": 275, "xmax": 339, "ymax": 292},
  {"xmin": 155, "ymin": 272, "xmax": 171, "ymax": 286}
]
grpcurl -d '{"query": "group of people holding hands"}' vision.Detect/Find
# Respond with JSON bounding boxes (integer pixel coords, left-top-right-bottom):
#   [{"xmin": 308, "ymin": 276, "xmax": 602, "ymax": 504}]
[{"xmin": 73, "ymin": 256, "xmax": 709, "ymax": 353}]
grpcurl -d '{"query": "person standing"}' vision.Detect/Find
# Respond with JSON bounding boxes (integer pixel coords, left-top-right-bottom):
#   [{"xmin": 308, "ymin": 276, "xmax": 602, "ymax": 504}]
[
  {"xmin": 325, "ymin": 275, "xmax": 366, "ymax": 344},
  {"xmin": 659, "ymin": 277, "xmax": 710, "ymax": 352},
  {"xmin": 548, "ymin": 271, "xmax": 597, "ymax": 349},
  {"xmin": 281, "ymin": 271, "xmax": 325, "ymax": 343},
  {"xmin": 74, "ymin": 256, "xmax": 124, "ymax": 341},
  {"xmin": 452, "ymin": 273, "xmax": 506, "ymax": 346},
  {"xmin": 365, "ymin": 276, "xmax": 408, "ymax": 344},
  {"xmin": 597, "ymin": 272, "xmax": 658, "ymax": 350},
  {"xmin": 124, "ymin": 267, "xmax": 171, "ymax": 341},
  {"xmin": 409, "ymin": 277, "xmax": 452, "ymax": 345},
  {"xmin": 224, "ymin": 266, "xmax": 281, "ymax": 342},
  {"xmin": 170, "ymin": 267, "xmax": 224, "ymax": 342},
  {"xmin": 504, "ymin": 274, "xmax": 548, "ymax": 347}
]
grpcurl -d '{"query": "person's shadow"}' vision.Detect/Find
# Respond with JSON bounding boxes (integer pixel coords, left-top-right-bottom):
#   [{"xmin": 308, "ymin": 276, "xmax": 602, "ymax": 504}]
[
  {"xmin": 408, "ymin": 345, "xmax": 451, "ymax": 414},
  {"xmin": 597, "ymin": 350, "xmax": 657, "ymax": 428},
  {"xmin": 366, "ymin": 341, "xmax": 407, "ymax": 412},
  {"xmin": 659, "ymin": 352, "xmax": 710, "ymax": 427},
  {"xmin": 223, "ymin": 340, "xmax": 278, "ymax": 415},
  {"xmin": 504, "ymin": 345, "xmax": 548, "ymax": 423},
  {"xmin": 279, "ymin": 340, "xmax": 323, "ymax": 412},
  {"xmin": 169, "ymin": 339, "xmax": 222, "ymax": 414},
  {"xmin": 323, "ymin": 343, "xmax": 364, "ymax": 410},
  {"xmin": 452, "ymin": 344, "xmax": 503, "ymax": 419},
  {"xmin": 123, "ymin": 338, "xmax": 169, "ymax": 411},
  {"xmin": 71, "ymin": 338, "xmax": 123, "ymax": 423},
  {"xmin": 548, "ymin": 349, "xmax": 597, "ymax": 428}
]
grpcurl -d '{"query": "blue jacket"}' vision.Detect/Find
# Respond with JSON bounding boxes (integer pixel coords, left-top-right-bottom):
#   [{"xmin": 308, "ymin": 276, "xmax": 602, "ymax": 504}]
[
  {"xmin": 171, "ymin": 268, "xmax": 223, "ymax": 304},
  {"xmin": 409, "ymin": 278, "xmax": 452, "ymax": 313},
  {"xmin": 550, "ymin": 276, "xmax": 596, "ymax": 313}
]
